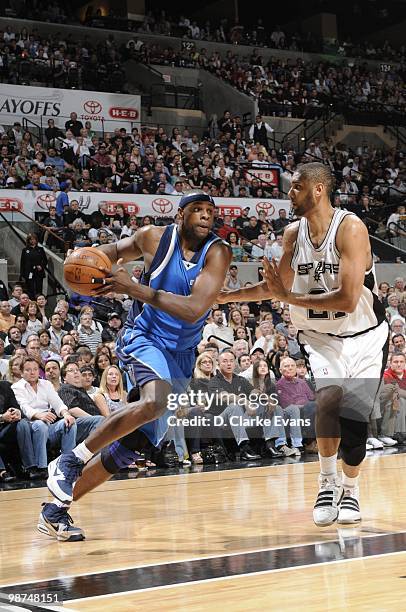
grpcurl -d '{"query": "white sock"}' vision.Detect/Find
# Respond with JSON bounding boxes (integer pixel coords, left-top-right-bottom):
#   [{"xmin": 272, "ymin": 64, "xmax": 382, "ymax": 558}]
[
  {"xmin": 73, "ymin": 441, "xmax": 93, "ymax": 464},
  {"xmin": 342, "ymin": 473, "xmax": 359, "ymax": 491},
  {"xmin": 319, "ymin": 452, "xmax": 338, "ymax": 478},
  {"xmin": 53, "ymin": 498, "xmax": 70, "ymax": 509}
]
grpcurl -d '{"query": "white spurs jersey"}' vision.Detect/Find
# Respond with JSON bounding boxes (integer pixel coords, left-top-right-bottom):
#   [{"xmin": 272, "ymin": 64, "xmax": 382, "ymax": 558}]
[{"xmin": 290, "ymin": 209, "xmax": 385, "ymax": 336}]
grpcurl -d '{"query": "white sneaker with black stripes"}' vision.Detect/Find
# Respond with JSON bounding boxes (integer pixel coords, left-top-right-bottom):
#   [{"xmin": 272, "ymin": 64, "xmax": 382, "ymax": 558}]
[
  {"xmin": 313, "ymin": 475, "xmax": 343, "ymax": 527},
  {"xmin": 337, "ymin": 487, "xmax": 361, "ymax": 524}
]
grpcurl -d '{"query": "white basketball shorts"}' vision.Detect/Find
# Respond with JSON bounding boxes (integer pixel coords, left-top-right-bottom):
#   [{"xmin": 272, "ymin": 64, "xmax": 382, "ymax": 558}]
[{"xmin": 298, "ymin": 321, "xmax": 390, "ymax": 421}]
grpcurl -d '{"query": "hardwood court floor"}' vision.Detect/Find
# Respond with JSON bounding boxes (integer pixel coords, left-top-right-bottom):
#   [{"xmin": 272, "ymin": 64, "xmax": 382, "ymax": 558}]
[{"xmin": 0, "ymin": 453, "xmax": 405, "ymax": 611}]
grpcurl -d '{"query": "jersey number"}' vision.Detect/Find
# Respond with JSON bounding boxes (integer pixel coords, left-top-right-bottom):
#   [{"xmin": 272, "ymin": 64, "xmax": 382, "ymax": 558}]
[{"xmin": 307, "ymin": 289, "xmax": 346, "ymax": 320}]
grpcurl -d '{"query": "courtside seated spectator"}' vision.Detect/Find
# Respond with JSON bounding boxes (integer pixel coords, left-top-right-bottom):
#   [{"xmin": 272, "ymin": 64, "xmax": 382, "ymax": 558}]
[
  {"xmin": 12, "ymin": 358, "xmax": 76, "ymax": 471},
  {"xmin": 0, "ymin": 380, "xmax": 43, "ymax": 481}
]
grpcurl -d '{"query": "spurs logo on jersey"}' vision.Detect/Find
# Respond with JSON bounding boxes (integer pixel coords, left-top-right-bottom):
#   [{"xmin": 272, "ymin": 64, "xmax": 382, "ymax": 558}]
[
  {"xmin": 297, "ymin": 261, "xmax": 340, "ymax": 280},
  {"xmin": 290, "ymin": 208, "xmax": 385, "ymax": 336}
]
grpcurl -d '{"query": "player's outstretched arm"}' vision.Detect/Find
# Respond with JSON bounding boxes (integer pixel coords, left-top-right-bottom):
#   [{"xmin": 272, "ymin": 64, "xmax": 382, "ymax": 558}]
[
  {"xmin": 217, "ymin": 280, "xmax": 270, "ymax": 304},
  {"xmin": 217, "ymin": 222, "xmax": 298, "ymax": 304},
  {"xmin": 264, "ymin": 216, "xmax": 370, "ymax": 313}
]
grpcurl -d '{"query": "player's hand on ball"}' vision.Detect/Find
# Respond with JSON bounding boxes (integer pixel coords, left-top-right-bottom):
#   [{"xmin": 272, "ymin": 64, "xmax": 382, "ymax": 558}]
[
  {"xmin": 262, "ymin": 257, "xmax": 289, "ymax": 301},
  {"xmin": 93, "ymin": 259, "xmax": 139, "ymax": 296}
]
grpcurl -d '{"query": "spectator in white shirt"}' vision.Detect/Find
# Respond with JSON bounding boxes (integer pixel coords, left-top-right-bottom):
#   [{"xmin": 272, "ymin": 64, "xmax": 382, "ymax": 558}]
[
  {"xmin": 12, "ymin": 358, "xmax": 76, "ymax": 469},
  {"xmin": 62, "ymin": 130, "xmax": 77, "ymax": 151},
  {"xmin": 251, "ymin": 234, "xmax": 273, "ymax": 259},
  {"xmin": 78, "ymin": 312, "xmax": 102, "ymax": 354},
  {"xmin": 268, "ymin": 234, "xmax": 284, "ymax": 262},
  {"xmin": 73, "ymin": 136, "xmax": 91, "ymax": 167},
  {"xmin": 386, "ymin": 205, "xmax": 406, "ymax": 236},
  {"xmin": 343, "ymin": 174, "xmax": 359, "ymax": 194},
  {"xmin": 202, "ymin": 308, "xmax": 234, "ymax": 350},
  {"xmin": 131, "ymin": 265, "xmax": 143, "ymax": 284},
  {"xmin": 3, "ymin": 27, "xmax": 16, "ymax": 43},
  {"xmin": 251, "ymin": 320, "xmax": 275, "ymax": 355},
  {"xmin": 8, "ymin": 284, "xmax": 23, "ymax": 309},
  {"xmin": 248, "ymin": 115, "xmax": 274, "ymax": 149},
  {"xmin": 189, "ymin": 21, "xmax": 200, "ymax": 39},
  {"xmin": 48, "ymin": 313, "xmax": 66, "ymax": 352},
  {"xmin": 270, "ymin": 26, "xmax": 285, "ymax": 47},
  {"xmin": 305, "ymin": 142, "xmax": 322, "ymax": 161},
  {"xmin": 342, "ymin": 159, "xmax": 362, "ymax": 182},
  {"xmin": 387, "ymin": 205, "xmax": 406, "ymax": 236}
]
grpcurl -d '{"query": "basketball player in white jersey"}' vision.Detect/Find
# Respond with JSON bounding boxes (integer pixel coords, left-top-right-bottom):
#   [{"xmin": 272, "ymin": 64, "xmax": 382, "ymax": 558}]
[{"xmin": 218, "ymin": 162, "xmax": 389, "ymax": 526}]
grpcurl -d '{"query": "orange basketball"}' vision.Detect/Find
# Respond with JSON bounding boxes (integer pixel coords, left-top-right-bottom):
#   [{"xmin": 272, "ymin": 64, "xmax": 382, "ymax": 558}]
[{"xmin": 64, "ymin": 247, "xmax": 112, "ymax": 296}]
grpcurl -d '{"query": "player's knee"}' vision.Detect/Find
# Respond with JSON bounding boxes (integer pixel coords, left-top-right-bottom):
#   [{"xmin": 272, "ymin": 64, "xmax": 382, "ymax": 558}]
[
  {"xmin": 340, "ymin": 443, "xmax": 366, "ymax": 466},
  {"xmin": 140, "ymin": 396, "xmax": 167, "ymax": 421},
  {"xmin": 340, "ymin": 417, "xmax": 367, "ymax": 466},
  {"xmin": 316, "ymin": 386, "xmax": 343, "ymax": 414}
]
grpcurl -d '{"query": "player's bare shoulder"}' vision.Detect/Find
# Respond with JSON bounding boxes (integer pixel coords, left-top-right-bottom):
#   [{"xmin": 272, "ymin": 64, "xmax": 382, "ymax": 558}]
[
  {"xmin": 205, "ymin": 238, "xmax": 232, "ymax": 268},
  {"xmin": 336, "ymin": 214, "xmax": 371, "ymax": 263},
  {"xmin": 282, "ymin": 220, "xmax": 300, "ymax": 252},
  {"xmin": 135, "ymin": 224, "xmax": 165, "ymax": 249}
]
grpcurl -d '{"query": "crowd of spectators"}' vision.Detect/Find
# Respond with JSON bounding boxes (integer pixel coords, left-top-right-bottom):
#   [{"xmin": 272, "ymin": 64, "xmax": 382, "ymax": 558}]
[
  {"xmin": 126, "ymin": 40, "xmax": 405, "ymax": 120},
  {"xmin": 0, "ymin": 25, "xmax": 126, "ymax": 92},
  {"xmin": 4, "ymin": 1, "xmax": 405, "ymax": 62},
  {"xmin": 1, "ymin": 23, "xmax": 405, "ymax": 123},
  {"xmin": 0, "ymin": 106, "xmax": 405, "ymax": 248},
  {"xmin": 0, "ymin": 266, "xmax": 405, "ymax": 482}
]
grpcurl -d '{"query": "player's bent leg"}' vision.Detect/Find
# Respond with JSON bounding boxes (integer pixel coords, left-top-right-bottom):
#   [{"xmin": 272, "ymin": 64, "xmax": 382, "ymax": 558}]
[
  {"xmin": 39, "ymin": 429, "xmax": 156, "ymax": 541},
  {"xmin": 85, "ymin": 379, "xmax": 171, "ymax": 454},
  {"xmin": 74, "ymin": 430, "xmax": 153, "ymax": 501},
  {"xmin": 313, "ymin": 385, "xmax": 343, "ymax": 527},
  {"xmin": 47, "ymin": 380, "xmax": 171, "ymax": 503},
  {"xmin": 337, "ymin": 417, "xmax": 367, "ymax": 524}
]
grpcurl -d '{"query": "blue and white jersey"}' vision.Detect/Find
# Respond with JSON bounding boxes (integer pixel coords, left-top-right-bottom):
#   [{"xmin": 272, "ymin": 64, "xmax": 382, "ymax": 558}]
[{"xmin": 123, "ymin": 224, "xmax": 223, "ymax": 352}]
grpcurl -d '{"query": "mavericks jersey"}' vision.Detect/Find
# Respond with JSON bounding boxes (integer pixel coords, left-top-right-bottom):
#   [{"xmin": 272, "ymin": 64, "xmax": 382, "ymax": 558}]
[
  {"xmin": 290, "ymin": 209, "xmax": 385, "ymax": 336},
  {"xmin": 123, "ymin": 224, "xmax": 223, "ymax": 352}
]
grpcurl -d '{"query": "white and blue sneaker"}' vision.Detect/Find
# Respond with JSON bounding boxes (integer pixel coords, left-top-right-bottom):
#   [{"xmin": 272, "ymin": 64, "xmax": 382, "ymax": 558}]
[
  {"xmin": 47, "ymin": 452, "xmax": 84, "ymax": 503},
  {"xmin": 37, "ymin": 503, "xmax": 85, "ymax": 541}
]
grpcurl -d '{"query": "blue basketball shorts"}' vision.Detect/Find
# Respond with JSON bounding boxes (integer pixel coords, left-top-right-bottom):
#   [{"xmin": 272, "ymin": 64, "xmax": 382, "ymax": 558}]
[{"xmin": 116, "ymin": 330, "xmax": 195, "ymax": 447}]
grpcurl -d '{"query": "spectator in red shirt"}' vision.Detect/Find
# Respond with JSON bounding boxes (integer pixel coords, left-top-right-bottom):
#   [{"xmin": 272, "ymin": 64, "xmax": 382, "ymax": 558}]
[
  {"xmin": 216, "ymin": 215, "xmax": 236, "ymax": 240},
  {"xmin": 379, "ymin": 353, "xmax": 406, "ymax": 445}
]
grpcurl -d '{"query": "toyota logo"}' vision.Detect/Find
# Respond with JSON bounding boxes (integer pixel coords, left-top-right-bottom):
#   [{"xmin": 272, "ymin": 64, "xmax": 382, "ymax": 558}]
[
  {"xmin": 83, "ymin": 100, "xmax": 102, "ymax": 114},
  {"xmin": 152, "ymin": 198, "xmax": 173, "ymax": 215},
  {"xmin": 36, "ymin": 193, "xmax": 56, "ymax": 210},
  {"xmin": 256, "ymin": 201, "xmax": 275, "ymax": 217}
]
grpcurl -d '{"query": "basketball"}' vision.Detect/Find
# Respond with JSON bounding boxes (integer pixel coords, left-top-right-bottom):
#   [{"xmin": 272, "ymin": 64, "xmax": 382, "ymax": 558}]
[{"xmin": 64, "ymin": 247, "xmax": 112, "ymax": 296}]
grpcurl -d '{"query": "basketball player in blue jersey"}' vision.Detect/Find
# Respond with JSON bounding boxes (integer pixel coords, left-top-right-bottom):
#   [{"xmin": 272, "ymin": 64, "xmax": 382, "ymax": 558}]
[
  {"xmin": 38, "ymin": 192, "xmax": 232, "ymax": 541},
  {"xmin": 218, "ymin": 163, "xmax": 389, "ymax": 527}
]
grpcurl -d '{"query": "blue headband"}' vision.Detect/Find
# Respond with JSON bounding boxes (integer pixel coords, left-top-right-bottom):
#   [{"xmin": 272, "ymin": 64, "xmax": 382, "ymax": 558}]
[{"xmin": 178, "ymin": 193, "xmax": 215, "ymax": 209}]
